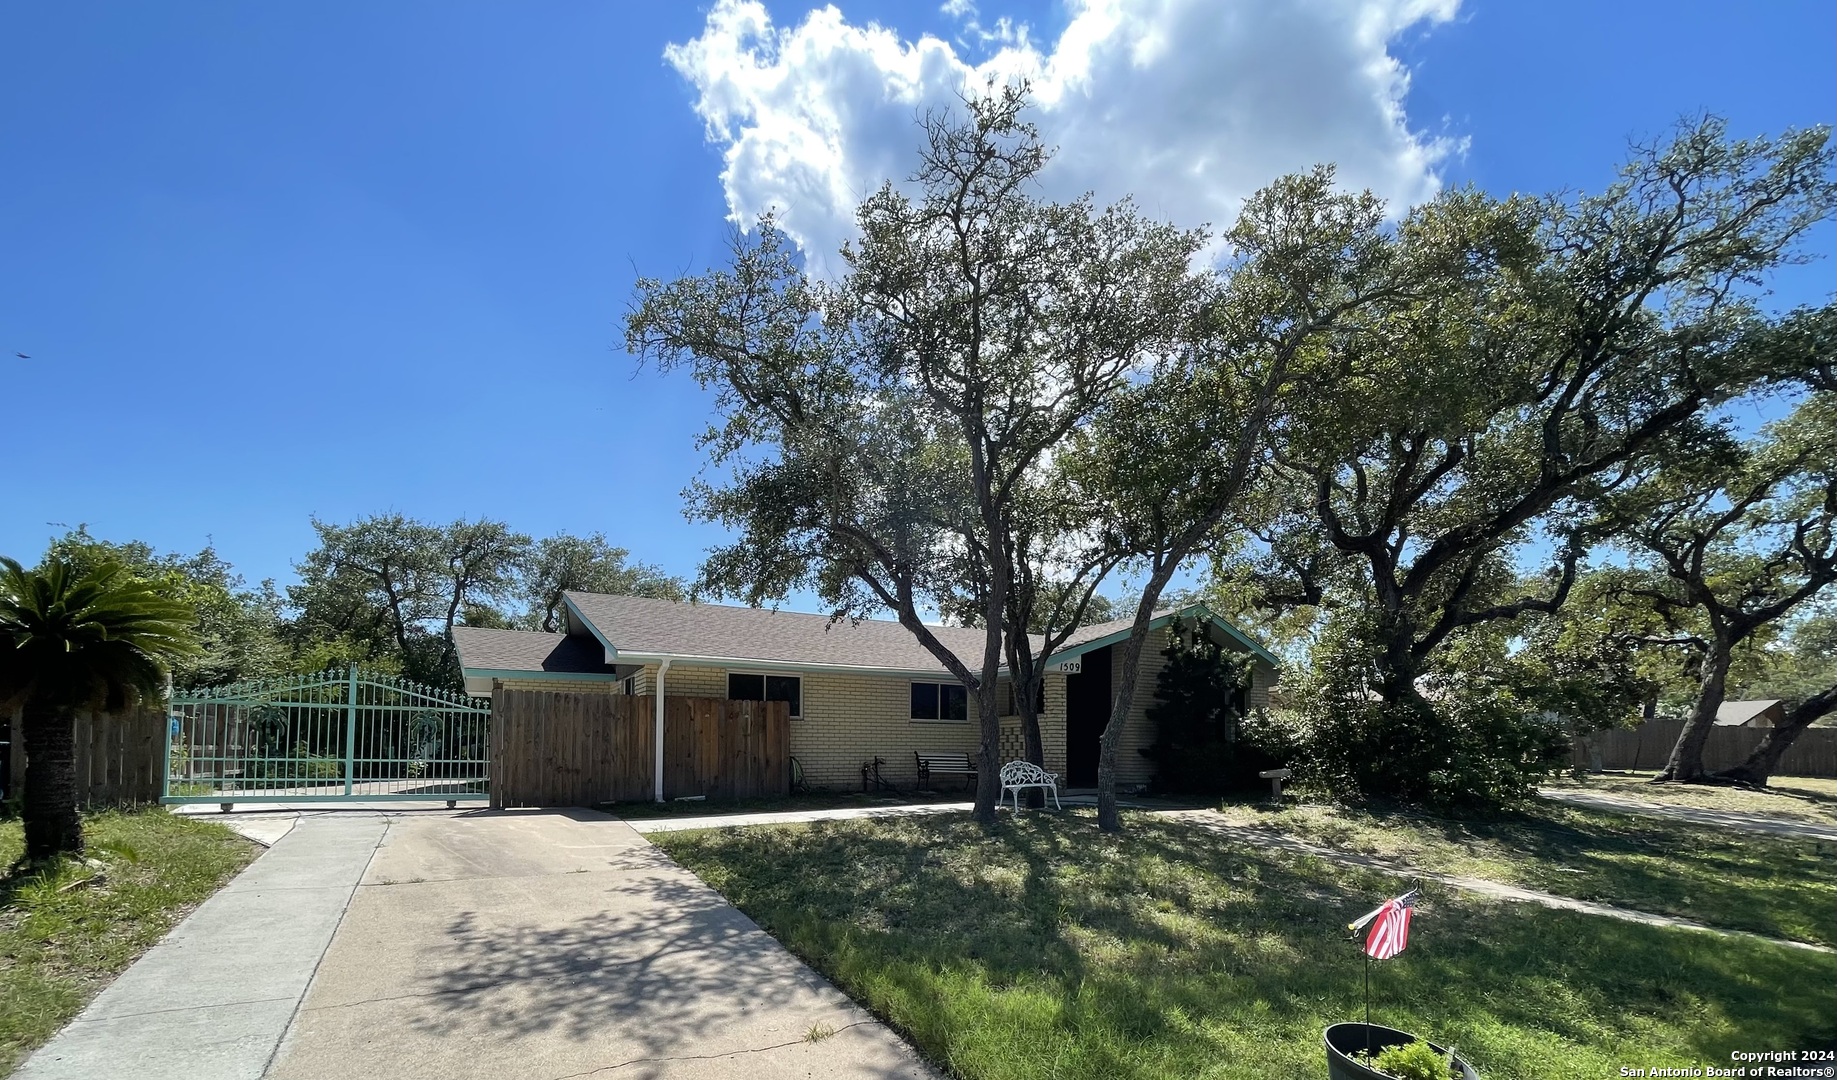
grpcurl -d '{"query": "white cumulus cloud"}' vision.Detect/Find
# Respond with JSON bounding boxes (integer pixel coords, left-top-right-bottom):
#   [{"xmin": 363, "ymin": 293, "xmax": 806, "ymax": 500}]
[{"xmin": 665, "ymin": 0, "xmax": 1464, "ymax": 275}]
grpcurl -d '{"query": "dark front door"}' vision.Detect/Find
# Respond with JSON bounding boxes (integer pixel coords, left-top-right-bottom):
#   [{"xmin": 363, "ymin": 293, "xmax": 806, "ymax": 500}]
[{"xmin": 1063, "ymin": 645, "xmax": 1112, "ymax": 787}]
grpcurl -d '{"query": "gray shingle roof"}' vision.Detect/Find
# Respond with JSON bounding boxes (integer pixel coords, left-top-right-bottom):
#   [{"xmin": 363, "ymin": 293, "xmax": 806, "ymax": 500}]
[
  {"xmin": 453, "ymin": 594, "xmax": 1275, "ymax": 677},
  {"xmin": 557, "ymin": 593, "xmax": 1274, "ymax": 671},
  {"xmin": 451, "ymin": 626, "xmax": 617, "ymax": 675},
  {"xmin": 1714, "ymin": 699, "xmax": 1783, "ymax": 726},
  {"xmin": 563, "ymin": 592, "xmax": 998, "ymax": 673}
]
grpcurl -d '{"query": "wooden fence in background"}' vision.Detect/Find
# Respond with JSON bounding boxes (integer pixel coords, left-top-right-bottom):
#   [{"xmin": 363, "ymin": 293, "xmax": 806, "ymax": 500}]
[
  {"xmin": 4, "ymin": 705, "xmax": 167, "ymax": 804},
  {"xmin": 490, "ymin": 692, "xmax": 789, "ymax": 808},
  {"xmin": 1574, "ymin": 718, "xmax": 1837, "ymax": 778}
]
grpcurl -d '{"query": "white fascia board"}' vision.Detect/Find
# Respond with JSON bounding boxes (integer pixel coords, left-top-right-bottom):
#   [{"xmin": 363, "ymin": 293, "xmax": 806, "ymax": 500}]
[
  {"xmin": 607, "ymin": 650, "xmax": 1010, "ymax": 681},
  {"xmin": 562, "ymin": 594, "xmax": 620, "ymax": 666}
]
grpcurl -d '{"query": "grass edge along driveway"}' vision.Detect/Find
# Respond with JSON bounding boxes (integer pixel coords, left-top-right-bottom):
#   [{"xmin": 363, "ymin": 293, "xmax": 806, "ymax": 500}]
[
  {"xmin": 0, "ymin": 808, "xmax": 257, "ymax": 1075},
  {"xmin": 653, "ymin": 810, "xmax": 1835, "ymax": 1080}
]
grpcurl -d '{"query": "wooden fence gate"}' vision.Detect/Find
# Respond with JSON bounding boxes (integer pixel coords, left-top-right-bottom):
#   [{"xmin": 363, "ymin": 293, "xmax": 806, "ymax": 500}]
[
  {"xmin": 4, "ymin": 705, "xmax": 166, "ymax": 805},
  {"xmin": 1574, "ymin": 718, "xmax": 1837, "ymax": 778},
  {"xmin": 491, "ymin": 692, "xmax": 789, "ymax": 808}
]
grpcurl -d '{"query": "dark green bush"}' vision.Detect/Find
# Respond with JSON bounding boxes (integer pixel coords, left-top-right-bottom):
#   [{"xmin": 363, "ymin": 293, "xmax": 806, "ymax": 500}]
[
  {"xmin": 242, "ymin": 741, "xmax": 341, "ymax": 783},
  {"xmin": 1288, "ymin": 615, "xmax": 1569, "ymax": 811},
  {"xmin": 1140, "ymin": 617, "xmax": 1280, "ymax": 794}
]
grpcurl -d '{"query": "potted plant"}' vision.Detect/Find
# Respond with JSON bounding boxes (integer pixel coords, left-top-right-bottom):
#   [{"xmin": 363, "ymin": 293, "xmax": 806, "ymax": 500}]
[
  {"xmin": 1324, "ymin": 1022, "xmax": 1478, "ymax": 1080},
  {"xmin": 1326, "ymin": 890, "xmax": 1480, "ymax": 1079}
]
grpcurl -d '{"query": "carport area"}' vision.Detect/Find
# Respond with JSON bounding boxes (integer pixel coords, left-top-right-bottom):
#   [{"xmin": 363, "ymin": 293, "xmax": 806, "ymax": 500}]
[{"xmin": 16, "ymin": 806, "xmax": 938, "ymax": 1080}]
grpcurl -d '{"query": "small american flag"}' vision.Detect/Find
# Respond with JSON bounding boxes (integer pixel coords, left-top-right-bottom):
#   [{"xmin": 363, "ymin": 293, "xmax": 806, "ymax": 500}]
[{"xmin": 1349, "ymin": 890, "xmax": 1419, "ymax": 960}]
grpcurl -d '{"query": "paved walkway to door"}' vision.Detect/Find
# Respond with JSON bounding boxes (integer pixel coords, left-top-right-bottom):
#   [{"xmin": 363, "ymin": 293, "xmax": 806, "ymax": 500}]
[{"xmin": 17, "ymin": 807, "xmax": 940, "ymax": 1080}]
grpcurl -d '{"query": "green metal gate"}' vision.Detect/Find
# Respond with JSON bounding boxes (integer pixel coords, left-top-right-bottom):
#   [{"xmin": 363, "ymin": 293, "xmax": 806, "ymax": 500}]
[{"xmin": 163, "ymin": 667, "xmax": 491, "ymax": 806}]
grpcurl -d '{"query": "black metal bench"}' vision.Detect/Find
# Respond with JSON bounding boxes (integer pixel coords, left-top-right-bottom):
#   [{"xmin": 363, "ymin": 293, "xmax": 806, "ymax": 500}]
[{"xmin": 916, "ymin": 751, "xmax": 977, "ymax": 792}]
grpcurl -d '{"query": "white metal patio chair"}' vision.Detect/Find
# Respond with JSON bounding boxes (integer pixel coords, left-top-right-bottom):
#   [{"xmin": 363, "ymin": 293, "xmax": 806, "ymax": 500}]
[{"xmin": 999, "ymin": 759, "xmax": 1062, "ymax": 811}]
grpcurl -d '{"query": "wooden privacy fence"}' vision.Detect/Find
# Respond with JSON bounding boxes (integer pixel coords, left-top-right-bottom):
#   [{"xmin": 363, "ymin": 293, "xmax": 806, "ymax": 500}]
[
  {"xmin": 5, "ymin": 705, "xmax": 166, "ymax": 805},
  {"xmin": 491, "ymin": 692, "xmax": 789, "ymax": 808},
  {"xmin": 1574, "ymin": 718, "xmax": 1837, "ymax": 778}
]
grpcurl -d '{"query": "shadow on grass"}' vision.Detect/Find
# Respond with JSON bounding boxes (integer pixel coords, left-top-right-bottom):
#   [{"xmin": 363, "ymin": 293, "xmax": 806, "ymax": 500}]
[
  {"xmin": 1580, "ymin": 772, "xmax": 1837, "ymax": 812},
  {"xmin": 657, "ymin": 810, "xmax": 1837, "ymax": 1080},
  {"xmin": 1225, "ymin": 797, "xmax": 1837, "ymax": 947},
  {"xmin": 607, "ymin": 789, "xmax": 969, "ymax": 821}
]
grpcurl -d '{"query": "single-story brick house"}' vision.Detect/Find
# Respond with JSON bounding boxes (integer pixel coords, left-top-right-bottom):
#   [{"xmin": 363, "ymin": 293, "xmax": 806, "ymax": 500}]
[{"xmin": 453, "ymin": 592, "xmax": 1278, "ymax": 792}]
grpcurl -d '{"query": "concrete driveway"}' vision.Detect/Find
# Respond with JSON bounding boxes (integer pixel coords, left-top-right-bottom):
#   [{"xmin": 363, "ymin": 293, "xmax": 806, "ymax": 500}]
[{"xmin": 18, "ymin": 807, "xmax": 938, "ymax": 1080}]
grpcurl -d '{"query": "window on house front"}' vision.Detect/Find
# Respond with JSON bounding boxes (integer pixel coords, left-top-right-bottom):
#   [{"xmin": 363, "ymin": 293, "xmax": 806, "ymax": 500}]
[
  {"xmin": 623, "ymin": 676, "xmax": 635, "ymax": 696},
  {"xmin": 911, "ymin": 681, "xmax": 968, "ymax": 722},
  {"xmin": 727, "ymin": 672, "xmax": 801, "ymax": 718}
]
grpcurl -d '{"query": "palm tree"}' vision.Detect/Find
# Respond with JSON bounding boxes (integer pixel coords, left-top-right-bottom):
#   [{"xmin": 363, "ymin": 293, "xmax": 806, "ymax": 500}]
[{"xmin": 0, "ymin": 556, "xmax": 197, "ymax": 864}]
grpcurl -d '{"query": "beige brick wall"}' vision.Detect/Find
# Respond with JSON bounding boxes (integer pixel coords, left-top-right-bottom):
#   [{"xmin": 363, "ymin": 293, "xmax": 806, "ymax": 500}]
[
  {"xmin": 500, "ymin": 623, "xmax": 1276, "ymax": 793},
  {"xmin": 997, "ymin": 682, "xmax": 1069, "ymax": 780},
  {"xmin": 495, "ymin": 677, "xmax": 619, "ymax": 694},
  {"xmin": 618, "ymin": 663, "xmax": 1022, "ymax": 790}
]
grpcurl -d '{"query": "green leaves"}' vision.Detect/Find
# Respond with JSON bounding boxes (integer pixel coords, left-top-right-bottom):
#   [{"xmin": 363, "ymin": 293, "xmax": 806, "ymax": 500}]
[
  {"xmin": 626, "ymin": 86, "xmax": 1207, "ymax": 651},
  {"xmin": 0, "ymin": 556, "xmax": 199, "ymax": 711}
]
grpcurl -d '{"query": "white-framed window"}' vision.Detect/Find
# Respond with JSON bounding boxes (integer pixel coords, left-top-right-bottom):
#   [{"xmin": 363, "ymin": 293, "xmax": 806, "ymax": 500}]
[
  {"xmin": 728, "ymin": 672, "xmax": 802, "ymax": 718},
  {"xmin": 910, "ymin": 681, "xmax": 969, "ymax": 722},
  {"xmin": 622, "ymin": 676, "xmax": 636, "ymax": 696}
]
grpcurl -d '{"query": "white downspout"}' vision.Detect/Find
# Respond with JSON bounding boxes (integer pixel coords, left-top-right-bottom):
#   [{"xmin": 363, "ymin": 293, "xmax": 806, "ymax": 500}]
[{"xmin": 653, "ymin": 659, "xmax": 671, "ymax": 803}]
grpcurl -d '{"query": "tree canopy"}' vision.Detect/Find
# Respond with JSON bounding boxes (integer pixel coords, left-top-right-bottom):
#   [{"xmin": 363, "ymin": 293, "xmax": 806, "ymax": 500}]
[
  {"xmin": 10, "ymin": 518, "xmax": 684, "ymax": 692},
  {"xmin": 627, "ymin": 87, "xmax": 1207, "ymax": 823},
  {"xmin": 1, "ymin": 556, "xmax": 198, "ymax": 861}
]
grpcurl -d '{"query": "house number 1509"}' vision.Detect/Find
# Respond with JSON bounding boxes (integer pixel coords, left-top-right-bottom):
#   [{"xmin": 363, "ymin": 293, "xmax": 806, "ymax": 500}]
[{"xmin": 1056, "ymin": 659, "xmax": 1082, "ymax": 674}]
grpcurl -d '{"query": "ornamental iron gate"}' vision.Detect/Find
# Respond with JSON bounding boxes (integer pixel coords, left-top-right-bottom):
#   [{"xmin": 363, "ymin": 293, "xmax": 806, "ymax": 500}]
[{"xmin": 164, "ymin": 667, "xmax": 491, "ymax": 806}]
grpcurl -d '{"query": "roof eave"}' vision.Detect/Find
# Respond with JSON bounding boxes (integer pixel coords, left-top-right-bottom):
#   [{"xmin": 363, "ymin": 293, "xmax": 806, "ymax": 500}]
[
  {"xmin": 461, "ymin": 667, "xmax": 623, "ymax": 682},
  {"xmin": 608, "ymin": 650, "xmax": 996, "ymax": 680},
  {"xmin": 1042, "ymin": 603, "xmax": 1281, "ymax": 669}
]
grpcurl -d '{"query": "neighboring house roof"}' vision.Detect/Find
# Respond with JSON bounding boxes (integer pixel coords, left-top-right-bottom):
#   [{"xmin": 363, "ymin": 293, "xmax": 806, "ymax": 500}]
[
  {"xmin": 456, "ymin": 593, "xmax": 1280, "ymax": 682},
  {"xmin": 1713, "ymin": 699, "xmax": 1784, "ymax": 727},
  {"xmin": 451, "ymin": 626, "xmax": 618, "ymax": 678}
]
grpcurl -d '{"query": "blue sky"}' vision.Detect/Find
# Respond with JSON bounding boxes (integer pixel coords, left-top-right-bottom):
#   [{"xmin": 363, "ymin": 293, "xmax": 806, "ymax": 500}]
[{"xmin": 2, "ymin": 0, "xmax": 1832, "ymax": 601}]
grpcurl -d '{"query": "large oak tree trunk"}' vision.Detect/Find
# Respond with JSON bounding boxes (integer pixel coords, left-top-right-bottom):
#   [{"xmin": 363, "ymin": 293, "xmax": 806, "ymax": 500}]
[
  {"xmin": 1097, "ymin": 631, "xmax": 1150, "ymax": 832},
  {"xmin": 1713, "ymin": 686, "xmax": 1837, "ymax": 787},
  {"xmin": 1366, "ymin": 615, "xmax": 1455, "ymax": 801},
  {"xmin": 1657, "ymin": 644, "xmax": 1731, "ymax": 782},
  {"xmin": 974, "ymin": 680, "xmax": 1005, "ymax": 825},
  {"xmin": 19, "ymin": 696, "xmax": 83, "ymax": 863},
  {"xmin": 1017, "ymin": 685, "xmax": 1046, "ymax": 809}
]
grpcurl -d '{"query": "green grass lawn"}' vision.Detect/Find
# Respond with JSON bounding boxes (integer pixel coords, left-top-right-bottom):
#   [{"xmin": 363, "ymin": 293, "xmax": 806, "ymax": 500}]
[
  {"xmin": 1208, "ymin": 799, "xmax": 1836, "ymax": 947},
  {"xmin": 654, "ymin": 811, "xmax": 1835, "ymax": 1080},
  {"xmin": 0, "ymin": 808, "xmax": 256, "ymax": 1074},
  {"xmin": 1546, "ymin": 771, "xmax": 1837, "ymax": 826}
]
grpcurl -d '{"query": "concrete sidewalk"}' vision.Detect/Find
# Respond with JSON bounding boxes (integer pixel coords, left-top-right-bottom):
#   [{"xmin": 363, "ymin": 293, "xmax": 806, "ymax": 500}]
[
  {"xmin": 1538, "ymin": 788, "xmax": 1837, "ymax": 841},
  {"xmin": 1157, "ymin": 809, "xmax": 1834, "ymax": 954},
  {"xmin": 623, "ymin": 793, "xmax": 1193, "ymax": 834},
  {"xmin": 14, "ymin": 814, "xmax": 389, "ymax": 1080},
  {"xmin": 627, "ymin": 801, "xmax": 972, "ymax": 834},
  {"xmin": 265, "ymin": 808, "xmax": 939, "ymax": 1079}
]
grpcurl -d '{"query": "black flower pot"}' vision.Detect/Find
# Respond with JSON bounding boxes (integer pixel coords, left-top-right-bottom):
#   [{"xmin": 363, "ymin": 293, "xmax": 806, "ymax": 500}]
[{"xmin": 1323, "ymin": 1023, "xmax": 1479, "ymax": 1080}]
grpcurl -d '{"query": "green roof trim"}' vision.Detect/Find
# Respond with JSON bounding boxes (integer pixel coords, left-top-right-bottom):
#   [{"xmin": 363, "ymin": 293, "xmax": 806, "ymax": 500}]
[
  {"xmin": 1044, "ymin": 604, "xmax": 1280, "ymax": 668},
  {"xmin": 463, "ymin": 667, "xmax": 623, "ymax": 682}
]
